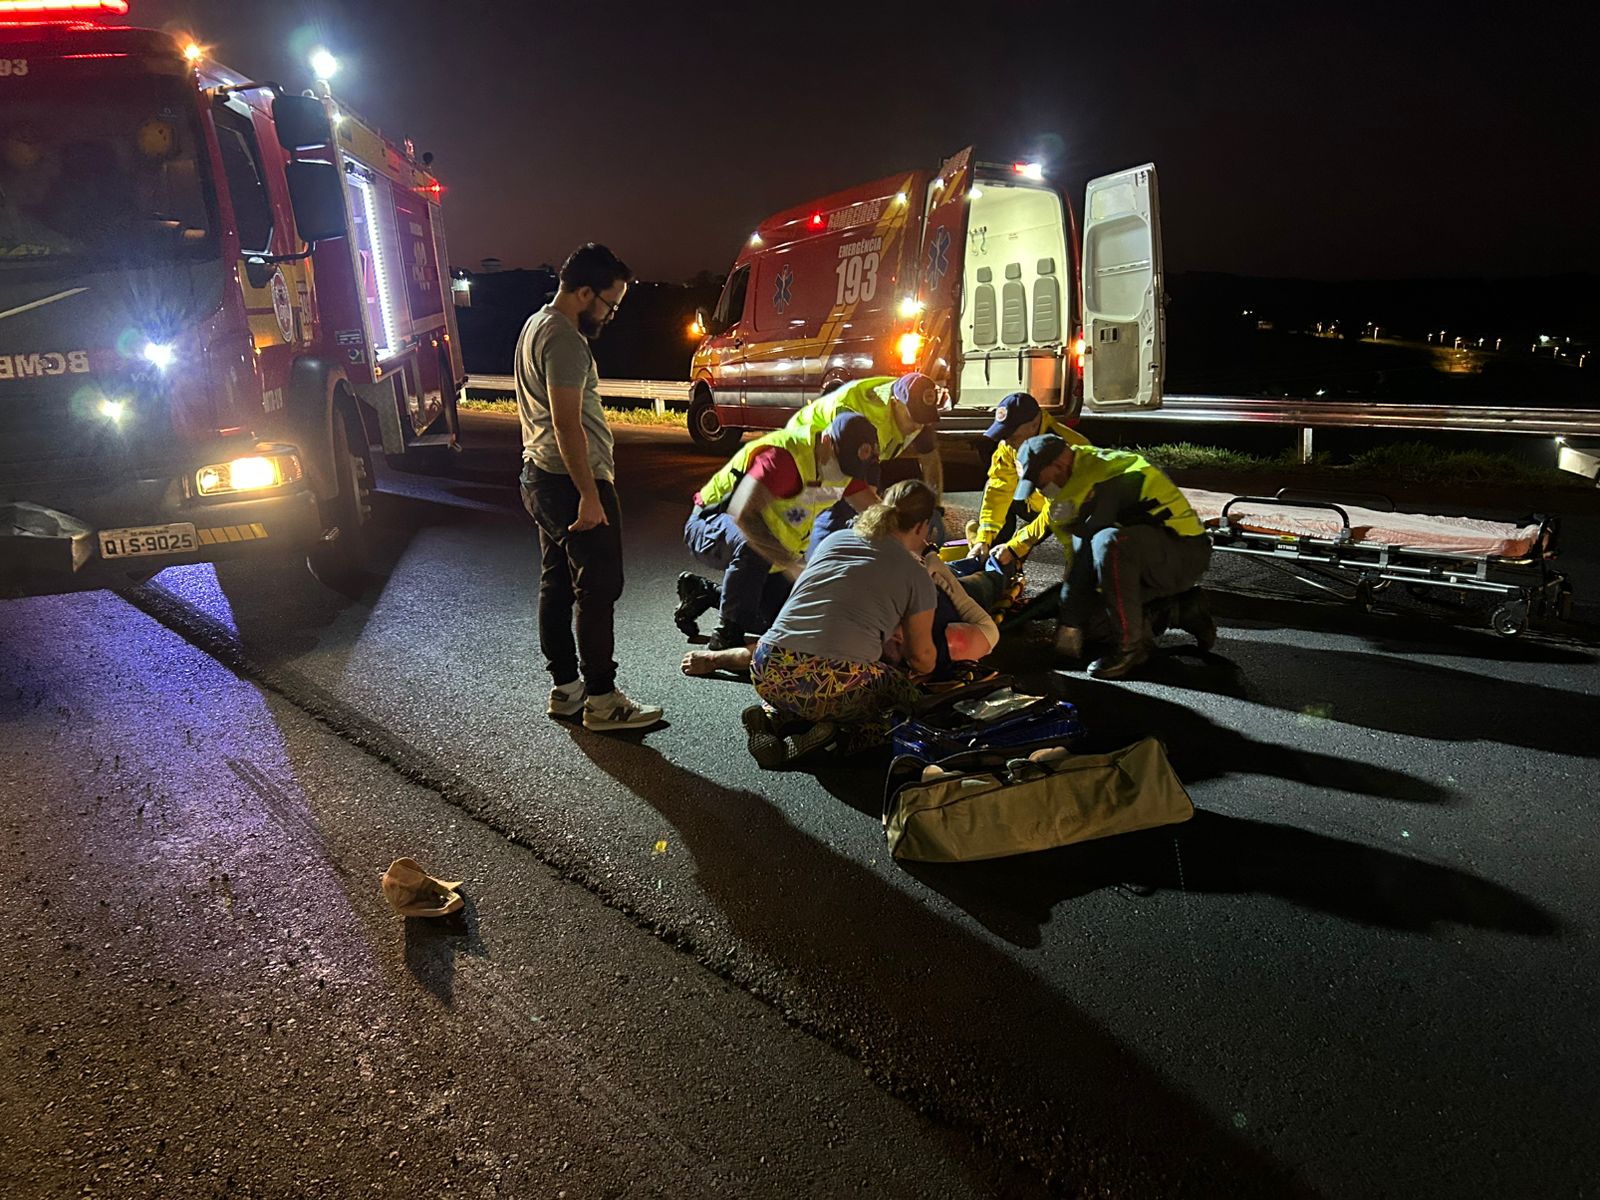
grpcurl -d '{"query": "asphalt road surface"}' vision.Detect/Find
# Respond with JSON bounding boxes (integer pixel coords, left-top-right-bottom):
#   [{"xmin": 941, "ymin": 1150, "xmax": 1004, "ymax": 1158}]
[{"xmin": 2, "ymin": 411, "xmax": 1596, "ymax": 1199}]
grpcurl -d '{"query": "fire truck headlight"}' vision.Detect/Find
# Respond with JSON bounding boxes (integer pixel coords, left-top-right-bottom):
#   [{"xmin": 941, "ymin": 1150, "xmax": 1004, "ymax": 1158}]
[
  {"xmin": 98, "ymin": 398, "xmax": 128, "ymax": 424},
  {"xmin": 143, "ymin": 342, "xmax": 176, "ymax": 370},
  {"xmin": 195, "ymin": 453, "xmax": 303, "ymax": 497}
]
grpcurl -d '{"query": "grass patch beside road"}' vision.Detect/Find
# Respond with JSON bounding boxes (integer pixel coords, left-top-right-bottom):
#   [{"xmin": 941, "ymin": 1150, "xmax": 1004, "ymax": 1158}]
[
  {"xmin": 461, "ymin": 397, "xmax": 684, "ymax": 427},
  {"xmin": 1134, "ymin": 440, "xmax": 1575, "ymax": 487}
]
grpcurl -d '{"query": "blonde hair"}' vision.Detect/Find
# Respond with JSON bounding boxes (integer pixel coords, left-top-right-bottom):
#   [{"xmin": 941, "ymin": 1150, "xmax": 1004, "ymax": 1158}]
[{"xmin": 854, "ymin": 478, "xmax": 937, "ymax": 541}]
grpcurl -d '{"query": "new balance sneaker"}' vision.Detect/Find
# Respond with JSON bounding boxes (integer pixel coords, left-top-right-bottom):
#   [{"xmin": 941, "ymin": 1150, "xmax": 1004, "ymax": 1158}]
[
  {"xmin": 547, "ymin": 679, "xmax": 586, "ymax": 719},
  {"xmin": 674, "ymin": 572, "xmax": 721, "ymax": 637},
  {"xmin": 582, "ymin": 689, "xmax": 665, "ymax": 732}
]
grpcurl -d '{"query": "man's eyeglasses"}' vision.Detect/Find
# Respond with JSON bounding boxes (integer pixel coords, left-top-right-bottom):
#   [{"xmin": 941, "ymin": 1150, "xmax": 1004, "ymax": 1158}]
[{"xmin": 594, "ymin": 292, "xmax": 622, "ymax": 322}]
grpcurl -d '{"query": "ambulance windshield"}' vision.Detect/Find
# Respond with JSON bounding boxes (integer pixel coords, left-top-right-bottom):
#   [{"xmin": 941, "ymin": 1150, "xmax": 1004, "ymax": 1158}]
[{"xmin": 0, "ymin": 58, "xmax": 217, "ymax": 274}]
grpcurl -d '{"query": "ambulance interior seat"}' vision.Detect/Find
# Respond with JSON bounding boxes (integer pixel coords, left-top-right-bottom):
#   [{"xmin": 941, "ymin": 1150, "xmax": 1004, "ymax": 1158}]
[
  {"xmin": 972, "ymin": 266, "xmax": 998, "ymax": 347},
  {"xmin": 1032, "ymin": 257, "xmax": 1060, "ymax": 344},
  {"xmin": 1001, "ymin": 262, "xmax": 1027, "ymax": 346}
]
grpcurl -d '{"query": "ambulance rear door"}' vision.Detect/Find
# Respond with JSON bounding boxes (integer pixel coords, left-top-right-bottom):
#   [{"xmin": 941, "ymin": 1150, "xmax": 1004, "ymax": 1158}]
[
  {"xmin": 1080, "ymin": 163, "xmax": 1164, "ymax": 411},
  {"xmin": 913, "ymin": 146, "xmax": 975, "ymax": 394}
]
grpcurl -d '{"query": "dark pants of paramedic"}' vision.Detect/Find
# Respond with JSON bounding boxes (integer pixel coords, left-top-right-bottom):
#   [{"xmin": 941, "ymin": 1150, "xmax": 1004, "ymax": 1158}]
[
  {"xmin": 521, "ymin": 464, "xmax": 624, "ymax": 696},
  {"xmin": 683, "ymin": 507, "xmax": 791, "ymax": 635},
  {"xmin": 1058, "ymin": 526, "xmax": 1212, "ymax": 649}
]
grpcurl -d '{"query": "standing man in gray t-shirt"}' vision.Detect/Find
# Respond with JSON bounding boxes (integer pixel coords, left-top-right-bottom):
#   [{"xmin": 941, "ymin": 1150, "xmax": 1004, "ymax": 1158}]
[{"xmin": 516, "ymin": 243, "xmax": 663, "ymax": 731}]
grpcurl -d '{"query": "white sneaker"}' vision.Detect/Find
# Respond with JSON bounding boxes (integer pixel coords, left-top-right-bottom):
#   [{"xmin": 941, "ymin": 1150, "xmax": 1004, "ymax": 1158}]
[
  {"xmin": 582, "ymin": 689, "xmax": 665, "ymax": 732},
  {"xmin": 547, "ymin": 680, "xmax": 586, "ymax": 719}
]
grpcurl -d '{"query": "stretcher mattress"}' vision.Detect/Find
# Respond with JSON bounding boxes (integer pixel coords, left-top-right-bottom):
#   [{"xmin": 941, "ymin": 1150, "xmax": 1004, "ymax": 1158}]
[{"xmin": 1182, "ymin": 489, "xmax": 1542, "ymax": 559}]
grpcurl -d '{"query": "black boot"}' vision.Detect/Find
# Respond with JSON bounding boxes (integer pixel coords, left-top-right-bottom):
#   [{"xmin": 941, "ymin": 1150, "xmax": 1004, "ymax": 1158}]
[
  {"xmin": 706, "ymin": 621, "xmax": 746, "ymax": 652},
  {"xmin": 1172, "ymin": 588, "xmax": 1217, "ymax": 653},
  {"xmin": 674, "ymin": 572, "xmax": 721, "ymax": 637},
  {"xmin": 1089, "ymin": 641, "xmax": 1152, "ymax": 680}
]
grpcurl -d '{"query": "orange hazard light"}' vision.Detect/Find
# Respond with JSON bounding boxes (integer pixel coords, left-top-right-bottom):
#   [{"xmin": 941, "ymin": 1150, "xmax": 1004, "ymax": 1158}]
[
  {"xmin": 896, "ymin": 331, "xmax": 923, "ymax": 367},
  {"xmin": 0, "ymin": 0, "xmax": 129, "ymax": 14}
]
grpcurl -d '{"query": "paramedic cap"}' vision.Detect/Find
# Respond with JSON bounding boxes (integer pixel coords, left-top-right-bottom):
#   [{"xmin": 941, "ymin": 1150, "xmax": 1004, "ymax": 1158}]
[
  {"xmin": 1013, "ymin": 433, "xmax": 1070, "ymax": 501},
  {"xmin": 380, "ymin": 857, "xmax": 464, "ymax": 919},
  {"xmin": 891, "ymin": 372, "xmax": 940, "ymax": 424},
  {"xmin": 984, "ymin": 392, "xmax": 1040, "ymax": 441},
  {"xmin": 826, "ymin": 412, "xmax": 881, "ymax": 485}
]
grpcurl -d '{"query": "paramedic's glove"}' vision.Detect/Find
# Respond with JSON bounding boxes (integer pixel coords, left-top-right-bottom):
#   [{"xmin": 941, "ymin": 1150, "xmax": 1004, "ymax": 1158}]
[
  {"xmin": 968, "ymin": 539, "xmax": 991, "ymax": 561},
  {"xmin": 993, "ymin": 545, "xmax": 1021, "ymax": 575},
  {"xmin": 928, "ymin": 505, "xmax": 948, "ymax": 548}
]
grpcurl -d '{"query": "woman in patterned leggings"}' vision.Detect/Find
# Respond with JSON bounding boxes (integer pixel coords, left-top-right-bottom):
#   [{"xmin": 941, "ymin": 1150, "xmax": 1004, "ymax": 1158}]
[{"xmin": 742, "ymin": 480, "xmax": 943, "ymax": 768}]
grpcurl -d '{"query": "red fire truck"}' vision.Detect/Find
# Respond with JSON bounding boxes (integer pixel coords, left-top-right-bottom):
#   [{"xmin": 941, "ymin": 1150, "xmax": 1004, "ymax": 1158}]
[
  {"xmin": 687, "ymin": 147, "xmax": 1163, "ymax": 451},
  {"xmin": 0, "ymin": 0, "xmax": 461, "ymax": 595}
]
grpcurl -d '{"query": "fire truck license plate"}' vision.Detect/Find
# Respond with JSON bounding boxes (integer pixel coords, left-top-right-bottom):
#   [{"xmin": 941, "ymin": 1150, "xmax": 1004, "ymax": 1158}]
[{"xmin": 98, "ymin": 523, "xmax": 199, "ymax": 559}]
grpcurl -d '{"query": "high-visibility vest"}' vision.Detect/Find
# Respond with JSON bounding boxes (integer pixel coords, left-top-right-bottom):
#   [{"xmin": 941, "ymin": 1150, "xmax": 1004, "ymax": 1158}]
[
  {"xmin": 695, "ymin": 425, "xmax": 847, "ymax": 557},
  {"xmin": 784, "ymin": 376, "xmax": 921, "ymax": 463},
  {"xmin": 976, "ymin": 411, "xmax": 1092, "ymax": 538},
  {"xmin": 1004, "ymin": 445, "xmax": 1205, "ymax": 560}
]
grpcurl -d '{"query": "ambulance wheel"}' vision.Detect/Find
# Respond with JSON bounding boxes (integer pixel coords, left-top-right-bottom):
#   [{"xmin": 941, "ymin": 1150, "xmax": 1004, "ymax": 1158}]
[
  {"xmin": 688, "ymin": 388, "xmax": 741, "ymax": 454},
  {"xmin": 1490, "ymin": 602, "xmax": 1527, "ymax": 637},
  {"xmin": 308, "ymin": 402, "xmax": 377, "ymax": 595}
]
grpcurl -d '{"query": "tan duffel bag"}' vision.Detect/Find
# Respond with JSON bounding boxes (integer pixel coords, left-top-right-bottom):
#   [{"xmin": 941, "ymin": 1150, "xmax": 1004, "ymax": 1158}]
[{"xmin": 883, "ymin": 736, "xmax": 1194, "ymax": 863}]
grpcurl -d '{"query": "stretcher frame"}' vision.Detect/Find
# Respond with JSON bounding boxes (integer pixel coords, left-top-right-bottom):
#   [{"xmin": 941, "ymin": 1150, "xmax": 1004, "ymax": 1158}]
[{"xmin": 1206, "ymin": 491, "xmax": 1572, "ymax": 636}]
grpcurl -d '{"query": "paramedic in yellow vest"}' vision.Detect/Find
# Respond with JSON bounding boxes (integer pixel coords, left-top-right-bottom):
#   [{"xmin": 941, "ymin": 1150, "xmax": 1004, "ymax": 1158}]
[
  {"xmin": 1000, "ymin": 434, "xmax": 1216, "ymax": 680},
  {"xmin": 786, "ymin": 372, "xmax": 944, "ymax": 545},
  {"xmin": 678, "ymin": 413, "xmax": 880, "ymax": 652},
  {"xmin": 968, "ymin": 392, "xmax": 1093, "ymax": 560}
]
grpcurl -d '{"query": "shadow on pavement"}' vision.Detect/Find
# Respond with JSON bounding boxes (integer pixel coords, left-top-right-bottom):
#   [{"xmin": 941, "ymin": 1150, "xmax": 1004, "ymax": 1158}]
[
  {"xmin": 573, "ymin": 737, "xmax": 1317, "ymax": 1199},
  {"xmin": 900, "ymin": 811, "xmax": 1560, "ymax": 950},
  {"xmin": 401, "ymin": 897, "xmax": 487, "ymax": 1007},
  {"xmin": 987, "ymin": 666, "xmax": 1455, "ymax": 805},
  {"xmin": 1105, "ymin": 640, "xmax": 1600, "ymax": 759},
  {"xmin": 1207, "ymin": 590, "xmax": 1600, "ymax": 660}
]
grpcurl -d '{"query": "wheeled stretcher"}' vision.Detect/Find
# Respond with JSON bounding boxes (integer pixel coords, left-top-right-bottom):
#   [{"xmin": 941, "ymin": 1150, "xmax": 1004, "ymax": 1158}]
[{"xmin": 1183, "ymin": 489, "xmax": 1572, "ymax": 636}]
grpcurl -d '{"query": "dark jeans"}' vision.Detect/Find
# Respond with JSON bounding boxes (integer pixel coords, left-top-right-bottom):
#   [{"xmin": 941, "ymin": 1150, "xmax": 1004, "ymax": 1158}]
[
  {"xmin": 1059, "ymin": 526, "xmax": 1213, "ymax": 648},
  {"xmin": 683, "ymin": 507, "xmax": 790, "ymax": 635},
  {"xmin": 522, "ymin": 464, "xmax": 624, "ymax": 695}
]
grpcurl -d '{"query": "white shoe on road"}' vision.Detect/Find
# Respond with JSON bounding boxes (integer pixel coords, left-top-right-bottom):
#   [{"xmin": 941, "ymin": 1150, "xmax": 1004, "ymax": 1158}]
[
  {"xmin": 583, "ymin": 689, "xmax": 665, "ymax": 732},
  {"xmin": 547, "ymin": 680, "xmax": 587, "ymax": 718}
]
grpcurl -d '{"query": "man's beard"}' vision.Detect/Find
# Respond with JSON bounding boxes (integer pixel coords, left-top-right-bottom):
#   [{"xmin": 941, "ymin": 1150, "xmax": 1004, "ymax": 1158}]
[{"xmin": 577, "ymin": 311, "xmax": 604, "ymax": 339}]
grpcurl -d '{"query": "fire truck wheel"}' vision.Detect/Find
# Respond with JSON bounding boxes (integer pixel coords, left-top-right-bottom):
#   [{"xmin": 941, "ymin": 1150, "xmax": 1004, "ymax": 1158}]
[
  {"xmin": 688, "ymin": 388, "xmax": 741, "ymax": 454},
  {"xmin": 307, "ymin": 405, "xmax": 377, "ymax": 594}
]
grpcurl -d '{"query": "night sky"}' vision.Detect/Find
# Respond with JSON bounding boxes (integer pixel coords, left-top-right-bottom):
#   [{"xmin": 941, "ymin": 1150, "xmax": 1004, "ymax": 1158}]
[{"xmin": 136, "ymin": 0, "xmax": 1593, "ymax": 283}]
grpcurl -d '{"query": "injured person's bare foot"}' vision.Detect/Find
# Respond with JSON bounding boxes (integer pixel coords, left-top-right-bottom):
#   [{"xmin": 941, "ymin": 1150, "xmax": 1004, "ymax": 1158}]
[{"xmin": 681, "ymin": 646, "xmax": 754, "ymax": 676}]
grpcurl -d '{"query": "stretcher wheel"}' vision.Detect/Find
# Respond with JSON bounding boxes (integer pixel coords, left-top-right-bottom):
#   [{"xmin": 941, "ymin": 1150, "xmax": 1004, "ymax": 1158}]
[{"xmin": 1490, "ymin": 602, "xmax": 1528, "ymax": 637}]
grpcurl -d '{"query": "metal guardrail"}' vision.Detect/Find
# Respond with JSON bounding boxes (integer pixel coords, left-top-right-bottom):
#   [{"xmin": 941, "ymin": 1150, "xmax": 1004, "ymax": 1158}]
[
  {"xmin": 464, "ymin": 375, "xmax": 1600, "ymax": 460},
  {"xmin": 466, "ymin": 375, "xmax": 691, "ymax": 412}
]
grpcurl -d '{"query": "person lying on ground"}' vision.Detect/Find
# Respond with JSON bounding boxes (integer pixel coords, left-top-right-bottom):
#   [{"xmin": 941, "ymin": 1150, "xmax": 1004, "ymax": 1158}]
[
  {"xmin": 678, "ymin": 412, "xmax": 880, "ymax": 651},
  {"xmin": 739, "ymin": 480, "xmax": 944, "ymax": 769}
]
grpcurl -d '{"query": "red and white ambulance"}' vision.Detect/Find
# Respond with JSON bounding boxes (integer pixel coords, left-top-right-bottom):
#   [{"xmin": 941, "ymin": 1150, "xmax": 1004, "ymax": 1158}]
[
  {"xmin": 687, "ymin": 148, "xmax": 1163, "ymax": 451},
  {"xmin": 0, "ymin": 0, "xmax": 461, "ymax": 595}
]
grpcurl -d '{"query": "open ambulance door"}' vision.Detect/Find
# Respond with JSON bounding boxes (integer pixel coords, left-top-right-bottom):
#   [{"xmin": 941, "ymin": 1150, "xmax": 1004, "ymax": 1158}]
[
  {"xmin": 1080, "ymin": 164, "xmax": 1164, "ymax": 411},
  {"xmin": 914, "ymin": 146, "xmax": 975, "ymax": 396}
]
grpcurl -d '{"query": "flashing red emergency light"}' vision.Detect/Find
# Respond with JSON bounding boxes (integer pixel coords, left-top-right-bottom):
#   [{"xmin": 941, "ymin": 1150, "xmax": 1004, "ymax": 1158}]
[
  {"xmin": 0, "ymin": 0, "xmax": 129, "ymax": 15},
  {"xmin": 809, "ymin": 212, "xmax": 824, "ymax": 229}
]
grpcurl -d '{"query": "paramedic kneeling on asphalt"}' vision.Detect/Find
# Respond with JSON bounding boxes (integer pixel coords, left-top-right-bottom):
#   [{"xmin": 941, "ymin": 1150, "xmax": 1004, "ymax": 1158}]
[
  {"xmin": 1000, "ymin": 435, "xmax": 1215, "ymax": 679},
  {"xmin": 680, "ymin": 413, "xmax": 881, "ymax": 650}
]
